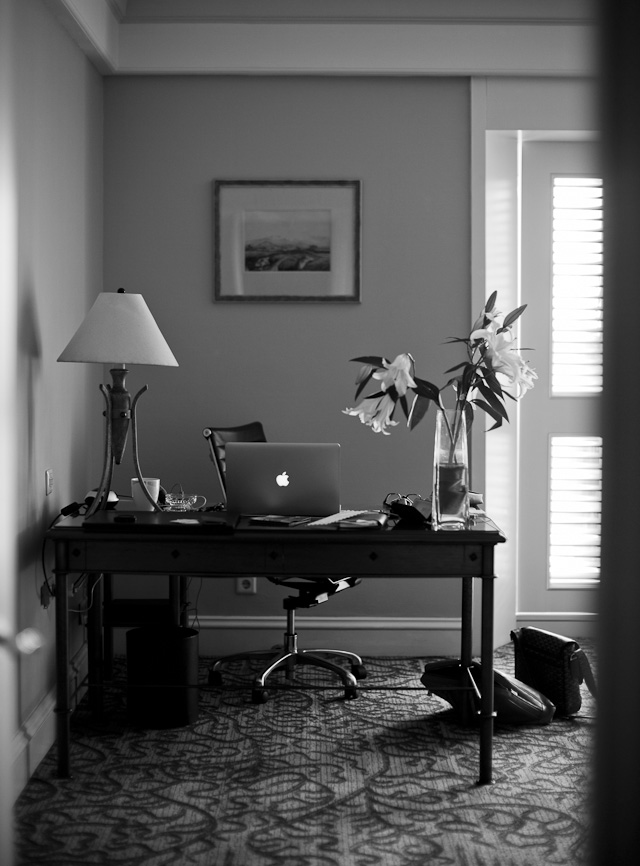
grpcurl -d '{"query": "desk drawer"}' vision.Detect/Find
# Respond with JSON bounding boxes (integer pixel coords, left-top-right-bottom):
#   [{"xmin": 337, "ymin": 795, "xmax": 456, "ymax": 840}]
[
  {"xmin": 270, "ymin": 542, "xmax": 487, "ymax": 576},
  {"xmin": 64, "ymin": 538, "xmax": 489, "ymax": 577},
  {"xmin": 75, "ymin": 540, "xmax": 274, "ymax": 575}
]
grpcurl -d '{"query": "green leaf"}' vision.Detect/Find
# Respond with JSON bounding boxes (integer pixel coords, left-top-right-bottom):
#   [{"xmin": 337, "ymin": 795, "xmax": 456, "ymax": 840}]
[
  {"xmin": 354, "ymin": 364, "xmax": 374, "ymax": 384},
  {"xmin": 479, "ymin": 365, "xmax": 504, "ymax": 397},
  {"xmin": 399, "ymin": 393, "xmax": 410, "ymax": 420},
  {"xmin": 408, "ymin": 393, "xmax": 432, "ymax": 430},
  {"xmin": 501, "ymin": 304, "xmax": 527, "ymax": 330},
  {"xmin": 464, "ymin": 401, "xmax": 475, "ymax": 433},
  {"xmin": 350, "ymin": 355, "xmax": 387, "ymax": 367},
  {"xmin": 413, "ymin": 376, "xmax": 441, "ymax": 402},
  {"xmin": 471, "ymin": 398, "xmax": 504, "ymax": 431},
  {"xmin": 354, "ymin": 372, "xmax": 375, "ymax": 400},
  {"xmin": 485, "ymin": 291, "xmax": 497, "ymax": 315},
  {"xmin": 476, "ymin": 382, "xmax": 509, "ymax": 420}
]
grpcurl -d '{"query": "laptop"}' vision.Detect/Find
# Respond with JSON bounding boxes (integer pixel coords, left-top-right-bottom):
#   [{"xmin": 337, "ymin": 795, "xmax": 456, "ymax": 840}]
[{"xmin": 224, "ymin": 442, "xmax": 341, "ymax": 517}]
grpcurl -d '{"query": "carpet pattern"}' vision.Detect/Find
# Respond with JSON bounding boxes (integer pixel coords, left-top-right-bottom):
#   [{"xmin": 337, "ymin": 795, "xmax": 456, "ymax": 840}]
[{"xmin": 14, "ymin": 642, "xmax": 596, "ymax": 866}]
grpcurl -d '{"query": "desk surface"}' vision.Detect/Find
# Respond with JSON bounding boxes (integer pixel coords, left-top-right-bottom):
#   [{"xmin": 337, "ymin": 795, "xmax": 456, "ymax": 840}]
[{"xmin": 49, "ymin": 513, "xmax": 505, "ymax": 578}]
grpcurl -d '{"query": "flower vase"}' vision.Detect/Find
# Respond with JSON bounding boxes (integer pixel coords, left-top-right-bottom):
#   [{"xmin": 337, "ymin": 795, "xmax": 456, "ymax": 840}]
[{"xmin": 432, "ymin": 408, "xmax": 469, "ymax": 530}]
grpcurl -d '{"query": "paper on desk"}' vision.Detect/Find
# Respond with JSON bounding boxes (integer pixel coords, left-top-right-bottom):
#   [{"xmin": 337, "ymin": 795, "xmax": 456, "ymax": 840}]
[{"xmin": 307, "ymin": 510, "xmax": 388, "ymax": 529}]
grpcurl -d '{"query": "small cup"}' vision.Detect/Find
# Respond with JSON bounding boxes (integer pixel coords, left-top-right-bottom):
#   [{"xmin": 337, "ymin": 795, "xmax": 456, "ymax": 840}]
[
  {"xmin": 131, "ymin": 477, "xmax": 160, "ymax": 511},
  {"xmin": 165, "ymin": 493, "xmax": 207, "ymax": 512}
]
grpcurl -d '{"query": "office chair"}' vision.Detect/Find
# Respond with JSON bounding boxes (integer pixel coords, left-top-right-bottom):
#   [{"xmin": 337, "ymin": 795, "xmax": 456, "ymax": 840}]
[{"xmin": 202, "ymin": 422, "xmax": 367, "ymax": 702}]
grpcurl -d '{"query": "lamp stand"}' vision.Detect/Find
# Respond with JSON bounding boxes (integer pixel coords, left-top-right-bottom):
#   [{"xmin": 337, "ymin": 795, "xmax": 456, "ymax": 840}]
[{"xmin": 85, "ymin": 367, "xmax": 161, "ymax": 517}]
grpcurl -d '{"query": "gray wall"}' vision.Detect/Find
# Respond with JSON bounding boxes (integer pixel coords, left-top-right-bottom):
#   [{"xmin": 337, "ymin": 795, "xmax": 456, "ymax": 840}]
[
  {"xmin": 103, "ymin": 74, "xmax": 472, "ymax": 630},
  {"xmin": 8, "ymin": 0, "xmax": 103, "ymax": 792}
]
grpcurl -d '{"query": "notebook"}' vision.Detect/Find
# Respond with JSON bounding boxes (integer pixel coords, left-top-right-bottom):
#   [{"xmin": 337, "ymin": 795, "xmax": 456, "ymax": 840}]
[{"xmin": 224, "ymin": 442, "xmax": 341, "ymax": 517}]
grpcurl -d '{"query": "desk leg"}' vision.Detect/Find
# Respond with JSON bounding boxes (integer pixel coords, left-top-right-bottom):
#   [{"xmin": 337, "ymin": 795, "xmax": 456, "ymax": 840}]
[
  {"xmin": 87, "ymin": 573, "xmax": 104, "ymax": 716},
  {"xmin": 460, "ymin": 577, "xmax": 473, "ymax": 668},
  {"xmin": 54, "ymin": 558, "xmax": 71, "ymax": 778},
  {"xmin": 478, "ymin": 575, "xmax": 495, "ymax": 785},
  {"xmin": 459, "ymin": 577, "xmax": 474, "ymax": 726}
]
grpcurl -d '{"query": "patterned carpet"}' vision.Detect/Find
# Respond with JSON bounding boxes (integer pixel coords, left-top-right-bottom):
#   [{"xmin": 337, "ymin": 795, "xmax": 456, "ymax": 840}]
[{"xmin": 14, "ymin": 641, "xmax": 596, "ymax": 866}]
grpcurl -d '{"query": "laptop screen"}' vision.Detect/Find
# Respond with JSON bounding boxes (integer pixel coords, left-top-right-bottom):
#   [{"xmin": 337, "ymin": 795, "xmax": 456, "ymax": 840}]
[{"xmin": 224, "ymin": 442, "xmax": 341, "ymax": 517}]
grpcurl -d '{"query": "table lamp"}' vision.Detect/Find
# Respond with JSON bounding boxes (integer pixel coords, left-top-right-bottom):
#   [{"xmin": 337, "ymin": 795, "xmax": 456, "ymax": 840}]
[{"xmin": 58, "ymin": 288, "xmax": 178, "ymax": 516}]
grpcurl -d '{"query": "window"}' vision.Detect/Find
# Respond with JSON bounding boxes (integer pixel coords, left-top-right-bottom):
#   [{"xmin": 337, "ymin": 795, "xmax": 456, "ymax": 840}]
[
  {"xmin": 549, "ymin": 435, "xmax": 602, "ymax": 582},
  {"xmin": 551, "ymin": 177, "xmax": 603, "ymax": 395}
]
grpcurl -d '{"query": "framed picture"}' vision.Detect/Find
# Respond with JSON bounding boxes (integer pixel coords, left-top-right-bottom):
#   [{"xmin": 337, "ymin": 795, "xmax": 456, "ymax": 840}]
[{"xmin": 214, "ymin": 180, "xmax": 361, "ymax": 302}]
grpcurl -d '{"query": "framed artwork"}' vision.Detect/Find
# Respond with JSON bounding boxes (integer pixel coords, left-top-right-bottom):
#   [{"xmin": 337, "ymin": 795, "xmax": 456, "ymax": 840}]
[{"xmin": 214, "ymin": 180, "xmax": 361, "ymax": 302}]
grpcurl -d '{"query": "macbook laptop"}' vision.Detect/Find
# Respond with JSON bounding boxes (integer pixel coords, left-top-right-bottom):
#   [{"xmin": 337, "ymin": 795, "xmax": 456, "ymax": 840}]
[{"xmin": 224, "ymin": 442, "xmax": 341, "ymax": 517}]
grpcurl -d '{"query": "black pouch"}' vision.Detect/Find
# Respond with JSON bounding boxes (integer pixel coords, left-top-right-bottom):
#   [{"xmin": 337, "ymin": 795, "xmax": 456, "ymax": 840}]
[
  {"xmin": 510, "ymin": 627, "xmax": 597, "ymax": 717},
  {"xmin": 420, "ymin": 659, "xmax": 555, "ymax": 726}
]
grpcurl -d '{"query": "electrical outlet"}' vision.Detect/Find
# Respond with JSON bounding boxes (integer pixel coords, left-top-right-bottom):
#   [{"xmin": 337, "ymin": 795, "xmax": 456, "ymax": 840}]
[
  {"xmin": 45, "ymin": 469, "xmax": 54, "ymax": 496},
  {"xmin": 235, "ymin": 577, "xmax": 257, "ymax": 595}
]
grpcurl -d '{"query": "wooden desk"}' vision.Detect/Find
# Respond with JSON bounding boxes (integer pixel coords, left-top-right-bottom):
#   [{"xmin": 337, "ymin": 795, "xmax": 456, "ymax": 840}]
[{"xmin": 49, "ymin": 517, "xmax": 505, "ymax": 784}]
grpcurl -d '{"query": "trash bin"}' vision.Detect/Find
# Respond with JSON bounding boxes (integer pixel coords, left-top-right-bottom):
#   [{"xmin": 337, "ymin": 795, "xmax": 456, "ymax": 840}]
[{"xmin": 126, "ymin": 626, "xmax": 199, "ymax": 727}]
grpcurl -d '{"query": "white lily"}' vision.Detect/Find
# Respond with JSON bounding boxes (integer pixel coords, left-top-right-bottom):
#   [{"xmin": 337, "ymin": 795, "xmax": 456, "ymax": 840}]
[
  {"xmin": 343, "ymin": 393, "xmax": 398, "ymax": 435},
  {"xmin": 372, "ymin": 353, "xmax": 416, "ymax": 397}
]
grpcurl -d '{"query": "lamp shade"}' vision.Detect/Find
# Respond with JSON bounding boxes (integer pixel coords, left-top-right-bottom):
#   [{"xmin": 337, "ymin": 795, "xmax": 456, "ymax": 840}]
[{"xmin": 57, "ymin": 290, "xmax": 178, "ymax": 367}]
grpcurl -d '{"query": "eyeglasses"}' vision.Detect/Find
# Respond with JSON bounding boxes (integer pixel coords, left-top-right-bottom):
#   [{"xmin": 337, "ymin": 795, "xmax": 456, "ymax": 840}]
[{"xmin": 383, "ymin": 492, "xmax": 426, "ymax": 511}]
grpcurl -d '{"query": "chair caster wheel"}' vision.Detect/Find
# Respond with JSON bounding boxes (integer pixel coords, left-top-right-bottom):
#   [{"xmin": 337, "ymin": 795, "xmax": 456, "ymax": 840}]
[
  {"xmin": 252, "ymin": 688, "xmax": 268, "ymax": 704},
  {"xmin": 345, "ymin": 686, "xmax": 358, "ymax": 700},
  {"xmin": 208, "ymin": 670, "xmax": 223, "ymax": 687},
  {"xmin": 351, "ymin": 664, "xmax": 367, "ymax": 680}
]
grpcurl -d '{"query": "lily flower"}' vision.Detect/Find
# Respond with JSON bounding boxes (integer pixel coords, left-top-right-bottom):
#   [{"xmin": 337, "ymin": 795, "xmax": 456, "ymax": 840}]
[
  {"xmin": 343, "ymin": 393, "xmax": 398, "ymax": 435},
  {"xmin": 476, "ymin": 328, "xmax": 538, "ymax": 395},
  {"xmin": 372, "ymin": 353, "xmax": 416, "ymax": 397},
  {"xmin": 344, "ymin": 292, "xmax": 535, "ymax": 437}
]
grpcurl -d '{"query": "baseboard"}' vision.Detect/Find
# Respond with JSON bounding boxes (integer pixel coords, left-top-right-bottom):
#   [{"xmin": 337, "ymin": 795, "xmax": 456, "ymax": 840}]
[
  {"xmin": 173, "ymin": 616, "xmax": 465, "ymax": 658},
  {"xmin": 515, "ymin": 612, "xmax": 598, "ymax": 638},
  {"xmin": 12, "ymin": 643, "xmax": 88, "ymax": 800}
]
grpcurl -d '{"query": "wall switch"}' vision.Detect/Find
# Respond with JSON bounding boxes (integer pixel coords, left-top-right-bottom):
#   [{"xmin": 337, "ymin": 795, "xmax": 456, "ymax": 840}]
[
  {"xmin": 45, "ymin": 469, "xmax": 54, "ymax": 496},
  {"xmin": 235, "ymin": 577, "xmax": 257, "ymax": 595}
]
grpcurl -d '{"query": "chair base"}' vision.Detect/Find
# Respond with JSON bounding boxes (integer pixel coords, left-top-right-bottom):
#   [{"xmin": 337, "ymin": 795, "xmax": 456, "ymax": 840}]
[{"xmin": 209, "ymin": 642, "xmax": 367, "ymax": 702}]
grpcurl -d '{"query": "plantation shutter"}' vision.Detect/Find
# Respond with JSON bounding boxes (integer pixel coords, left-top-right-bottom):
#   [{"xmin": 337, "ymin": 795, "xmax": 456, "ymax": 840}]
[{"xmin": 551, "ymin": 177, "xmax": 603, "ymax": 395}]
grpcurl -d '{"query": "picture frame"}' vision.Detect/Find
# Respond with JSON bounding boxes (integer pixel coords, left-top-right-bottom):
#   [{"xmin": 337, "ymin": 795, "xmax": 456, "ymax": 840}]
[{"xmin": 214, "ymin": 180, "xmax": 361, "ymax": 302}]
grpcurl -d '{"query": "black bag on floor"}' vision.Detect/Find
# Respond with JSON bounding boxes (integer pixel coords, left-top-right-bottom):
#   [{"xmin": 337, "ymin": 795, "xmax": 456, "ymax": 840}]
[
  {"xmin": 510, "ymin": 627, "xmax": 597, "ymax": 717},
  {"xmin": 420, "ymin": 659, "xmax": 556, "ymax": 726}
]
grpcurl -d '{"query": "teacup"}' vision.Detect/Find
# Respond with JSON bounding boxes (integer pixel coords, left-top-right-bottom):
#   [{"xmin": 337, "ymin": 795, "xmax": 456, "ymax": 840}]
[{"xmin": 165, "ymin": 493, "xmax": 207, "ymax": 512}]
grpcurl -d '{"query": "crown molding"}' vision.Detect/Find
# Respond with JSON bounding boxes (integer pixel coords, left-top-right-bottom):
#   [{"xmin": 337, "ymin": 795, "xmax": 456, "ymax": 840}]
[
  {"xmin": 117, "ymin": 21, "xmax": 595, "ymax": 78},
  {"xmin": 42, "ymin": 0, "xmax": 120, "ymax": 73},
  {"xmin": 43, "ymin": 0, "xmax": 596, "ymax": 78}
]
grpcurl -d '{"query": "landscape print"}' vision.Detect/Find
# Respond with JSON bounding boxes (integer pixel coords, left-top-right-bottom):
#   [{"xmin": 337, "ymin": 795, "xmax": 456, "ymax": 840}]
[{"xmin": 244, "ymin": 209, "xmax": 331, "ymax": 272}]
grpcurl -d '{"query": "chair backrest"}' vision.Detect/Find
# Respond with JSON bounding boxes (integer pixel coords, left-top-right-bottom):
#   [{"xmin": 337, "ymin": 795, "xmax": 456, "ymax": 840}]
[{"xmin": 203, "ymin": 422, "xmax": 267, "ymax": 502}]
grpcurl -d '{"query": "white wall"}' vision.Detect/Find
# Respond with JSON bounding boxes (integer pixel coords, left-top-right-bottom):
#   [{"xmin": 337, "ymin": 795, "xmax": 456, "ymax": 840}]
[{"xmin": 7, "ymin": 0, "xmax": 104, "ymax": 797}]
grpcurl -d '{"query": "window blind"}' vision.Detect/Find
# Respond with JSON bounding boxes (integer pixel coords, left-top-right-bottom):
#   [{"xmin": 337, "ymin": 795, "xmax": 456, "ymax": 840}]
[
  {"xmin": 549, "ymin": 436, "xmax": 602, "ymax": 581},
  {"xmin": 552, "ymin": 177, "xmax": 603, "ymax": 395}
]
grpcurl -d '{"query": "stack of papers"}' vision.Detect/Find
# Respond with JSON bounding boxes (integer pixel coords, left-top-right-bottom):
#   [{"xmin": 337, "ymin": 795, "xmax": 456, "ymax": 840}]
[{"xmin": 307, "ymin": 510, "xmax": 388, "ymax": 529}]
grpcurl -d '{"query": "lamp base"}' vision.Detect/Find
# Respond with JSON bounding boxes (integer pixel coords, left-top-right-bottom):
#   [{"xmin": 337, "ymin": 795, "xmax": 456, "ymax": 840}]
[{"xmin": 86, "ymin": 381, "xmax": 159, "ymax": 517}]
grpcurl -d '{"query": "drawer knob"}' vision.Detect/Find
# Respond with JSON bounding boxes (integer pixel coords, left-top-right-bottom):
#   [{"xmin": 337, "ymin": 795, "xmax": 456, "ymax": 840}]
[
  {"xmin": 171, "ymin": 549, "xmax": 181, "ymax": 559},
  {"xmin": 369, "ymin": 552, "xmax": 378, "ymax": 561},
  {"xmin": 469, "ymin": 552, "xmax": 478, "ymax": 562},
  {"xmin": 269, "ymin": 551, "xmax": 280, "ymax": 561}
]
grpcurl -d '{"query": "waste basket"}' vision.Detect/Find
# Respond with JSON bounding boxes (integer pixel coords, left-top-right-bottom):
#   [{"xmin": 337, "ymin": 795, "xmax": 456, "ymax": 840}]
[{"xmin": 126, "ymin": 626, "xmax": 199, "ymax": 727}]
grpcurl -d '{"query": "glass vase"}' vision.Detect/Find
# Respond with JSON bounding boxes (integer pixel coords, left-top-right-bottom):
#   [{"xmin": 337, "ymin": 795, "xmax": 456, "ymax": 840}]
[{"xmin": 432, "ymin": 408, "xmax": 469, "ymax": 530}]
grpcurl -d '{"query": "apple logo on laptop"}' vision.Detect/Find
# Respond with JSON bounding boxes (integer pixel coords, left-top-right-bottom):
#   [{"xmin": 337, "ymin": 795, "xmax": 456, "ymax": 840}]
[{"xmin": 276, "ymin": 471, "xmax": 290, "ymax": 487}]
